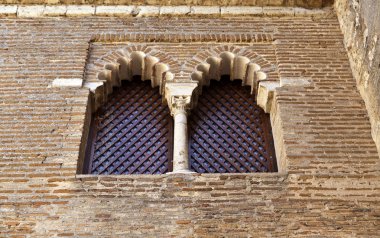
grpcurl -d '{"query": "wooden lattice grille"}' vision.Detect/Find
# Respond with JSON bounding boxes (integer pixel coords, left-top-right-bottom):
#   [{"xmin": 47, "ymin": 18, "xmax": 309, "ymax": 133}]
[
  {"xmin": 84, "ymin": 79, "xmax": 173, "ymax": 175},
  {"xmin": 189, "ymin": 78, "xmax": 277, "ymax": 173}
]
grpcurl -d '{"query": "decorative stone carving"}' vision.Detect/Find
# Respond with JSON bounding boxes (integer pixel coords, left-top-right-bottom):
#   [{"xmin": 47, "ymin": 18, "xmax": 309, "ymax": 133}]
[
  {"xmin": 83, "ymin": 50, "xmax": 172, "ymax": 111},
  {"xmin": 171, "ymin": 96, "xmax": 191, "ymax": 116},
  {"xmin": 164, "ymin": 82, "xmax": 198, "ymax": 113},
  {"xmin": 190, "ymin": 51, "xmax": 270, "ymax": 95}
]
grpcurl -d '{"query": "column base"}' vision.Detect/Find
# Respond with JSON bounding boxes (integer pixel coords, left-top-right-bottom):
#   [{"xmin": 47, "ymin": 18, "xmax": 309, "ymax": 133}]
[{"xmin": 166, "ymin": 169, "xmax": 196, "ymax": 174}]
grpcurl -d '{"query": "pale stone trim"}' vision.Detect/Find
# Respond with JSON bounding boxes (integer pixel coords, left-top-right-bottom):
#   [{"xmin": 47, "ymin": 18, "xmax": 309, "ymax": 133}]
[
  {"xmin": 50, "ymin": 78, "xmax": 83, "ymax": 87},
  {"xmin": 160, "ymin": 6, "xmax": 191, "ymax": 15},
  {"xmin": 0, "ymin": 5, "xmax": 17, "ymax": 16},
  {"xmin": 262, "ymin": 7, "xmax": 295, "ymax": 16},
  {"xmin": 17, "ymin": 5, "xmax": 44, "ymax": 17},
  {"xmin": 44, "ymin": 5, "xmax": 67, "ymax": 16},
  {"xmin": 0, "ymin": 5, "xmax": 332, "ymax": 18},
  {"xmin": 190, "ymin": 6, "xmax": 220, "ymax": 15},
  {"xmin": 95, "ymin": 5, "xmax": 134, "ymax": 17},
  {"xmin": 66, "ymin": 5, "xmax": 95, "ymax": 16},
  {"xmin": 221, "ymin": 6, "xmax": 263, "ymax": 16},
  {"xmin": 133, "ymin": 6, "xmax": 160, "ymax": 17}
]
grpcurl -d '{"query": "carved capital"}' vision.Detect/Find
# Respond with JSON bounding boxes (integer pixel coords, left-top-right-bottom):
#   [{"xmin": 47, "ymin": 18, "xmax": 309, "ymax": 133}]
[
  {"xmin": 164, "ymin": 82, "xmax": 198, "ymax": 116},
  {"xmin": 171, "ymin": 96, "xmax": 191, "ymax": 116}
]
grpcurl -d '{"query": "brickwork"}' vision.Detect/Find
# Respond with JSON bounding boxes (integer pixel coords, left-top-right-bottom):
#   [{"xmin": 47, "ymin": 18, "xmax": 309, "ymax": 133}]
[{"xmin": 0, "ymin": 15, "xmax": 379, "ymax": 237}]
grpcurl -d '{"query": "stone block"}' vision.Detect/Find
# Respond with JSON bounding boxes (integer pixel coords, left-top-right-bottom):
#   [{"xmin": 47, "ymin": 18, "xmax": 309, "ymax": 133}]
[
  {"xmin": 43, "ymin": 6, "xmax": 67, "ymax": 16},
  {"xmin": 18, "ymin": 5, "xmax": 44, "ymax": 17},
  {"xmin": 190, "ymin": 6, "xmax": 220, "ymax": 15},
  {"xmin": 221, "ymin": 6, "xmax": 263, "ymax": 16},
  {"xmin": 66, "ymin": 5, "xmax": 95, "ymax": 16},
  {"xmin": 134, "ymin": 6, "xmax": 160, "ymax": 17},
  {"xmin": 263, "ymin": 7, "xmax": 295, "ymax": 16},
  {"xmin": 51, "ymin": 78, "xmax": 83, "ymax": 88},
  {"xmin": 280, "ymin": 77, "xmax": 312, "ymax": 87},
  {"xmin": 95, "ymin": 6, "xmax": 134, "ymax": 17},
  {"xmin": 160, "ymin": 6, "xmax": 191, "ymax": 15},
  {"xmin": 294, "ymin": 7, "xmax": 327, "ymax": 16},
  {"xmin": 0, "ymin": 5, "xmax": 17, "ymax": 16},
  {"xmin": 257, "ymin": 81, "xmax": 280, "ymax": 113}
]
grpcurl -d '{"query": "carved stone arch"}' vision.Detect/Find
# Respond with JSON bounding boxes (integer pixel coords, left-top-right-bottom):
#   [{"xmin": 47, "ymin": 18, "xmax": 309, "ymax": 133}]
[
  {"xmin": 189, "ymin": 48, "xmax": 274, "ymax": 99},
  {"xmin": 185, "ymin": 46, "xmax": 279, "ymax": 173},
  {"xmin": 84, "ymin": 46, "xmax": 180, "ymax": 111}
]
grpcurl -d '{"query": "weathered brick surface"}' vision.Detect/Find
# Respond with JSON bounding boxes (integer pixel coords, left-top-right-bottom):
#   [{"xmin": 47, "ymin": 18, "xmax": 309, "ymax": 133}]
[{"xmin": 0, "ymin": 15, "xmax": 379, "ymax": 237}]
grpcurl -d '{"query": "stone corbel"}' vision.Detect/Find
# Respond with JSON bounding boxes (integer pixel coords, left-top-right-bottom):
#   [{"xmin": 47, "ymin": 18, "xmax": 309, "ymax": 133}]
[
  {"xmin": 164, "ymin": 82, "xmax": 198, "ymax": 173},
  {"xmin": 256, "ymin": 81, "xmax": 280, "ymax": 113},
  {"xmin": 256, "ymin": 77, "xmax": 312, "ymax": 113}
]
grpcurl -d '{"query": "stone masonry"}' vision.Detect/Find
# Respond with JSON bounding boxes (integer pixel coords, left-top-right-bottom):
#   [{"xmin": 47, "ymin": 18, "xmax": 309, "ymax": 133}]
[
  {"xmin": 0, "ymin": 0, "xmax": 335, "ymax": 8},
  {"xmin": 335, "ymin": 0, "xmax": 380, "ymax": 158},
  {"xmin": 0, "ymin": 3, "xmax": 379, "ymax": 238}
]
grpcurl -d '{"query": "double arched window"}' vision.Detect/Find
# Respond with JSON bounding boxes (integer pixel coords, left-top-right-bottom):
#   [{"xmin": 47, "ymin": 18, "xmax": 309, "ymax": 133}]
[{"xmin": 83, "ymin": 76, "xmax": 277, "ymax": 174}]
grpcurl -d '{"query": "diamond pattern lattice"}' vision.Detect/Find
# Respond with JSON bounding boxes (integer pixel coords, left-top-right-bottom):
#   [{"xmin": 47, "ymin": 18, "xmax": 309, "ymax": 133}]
[
  {"xmin": 189, "ymin": 78, "xmax": 277, "ymax": 173},
  {"xmin": 86, "ymin": 79, "xmax": 172, "ymax": 175}
]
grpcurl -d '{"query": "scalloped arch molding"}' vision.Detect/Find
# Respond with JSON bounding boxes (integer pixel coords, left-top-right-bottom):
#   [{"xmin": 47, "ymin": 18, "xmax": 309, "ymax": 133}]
[{"xmin": 83, "ymin": 45, "xmax": 279, "ymax": 112}]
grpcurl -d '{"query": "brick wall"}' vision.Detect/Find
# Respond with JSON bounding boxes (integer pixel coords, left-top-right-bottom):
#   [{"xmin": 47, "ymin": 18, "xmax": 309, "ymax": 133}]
[
  {"xmin": 0, "ymin": 15, "xmax": 379, "ymax": 237},
  {"xmin": 335, "ymin": 0, "xmax": 380, "ymax": 158}
]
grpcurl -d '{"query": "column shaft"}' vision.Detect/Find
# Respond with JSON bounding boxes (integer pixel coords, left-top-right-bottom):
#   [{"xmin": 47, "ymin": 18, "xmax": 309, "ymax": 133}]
[{"xmin": 172, "ymin": 111, "xmax": 191, "ymax": 172}]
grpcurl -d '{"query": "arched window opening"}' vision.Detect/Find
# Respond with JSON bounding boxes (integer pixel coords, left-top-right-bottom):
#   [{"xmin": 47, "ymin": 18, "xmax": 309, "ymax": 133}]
[
  {"xmin": 84, "ymin": 76, "xmax": 173, "ymax": 175},
  {"xmin": 189, "ymin": 76, "xmax": 277, "ymax": 173}
]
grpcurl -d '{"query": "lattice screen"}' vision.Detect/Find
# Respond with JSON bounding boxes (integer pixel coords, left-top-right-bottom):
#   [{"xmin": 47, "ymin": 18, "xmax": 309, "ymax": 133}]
[
  {"xmin": 85, "ymin": 79, "xmax": 173, "ymax": 175},
  {"xmin": 189, "ymin": 78, "xmax": 277, "ymax": 173}
]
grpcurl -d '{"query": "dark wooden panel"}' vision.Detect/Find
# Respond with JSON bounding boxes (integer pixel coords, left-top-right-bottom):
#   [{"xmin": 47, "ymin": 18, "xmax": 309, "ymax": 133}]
[
  {"xmin": 189, "ymin": 78, "xmax": 277, "ymax": 173},
  {"xmin": 85, "ymin": 78, "xmax": 173, "ymax": 175}
]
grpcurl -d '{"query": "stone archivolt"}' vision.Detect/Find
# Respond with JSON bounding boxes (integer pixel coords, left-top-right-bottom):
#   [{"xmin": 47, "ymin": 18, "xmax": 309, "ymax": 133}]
[
  {"xmin": 85, "ymin": 45, "xmax": 279, "ymax": 112},
  {"xmin": 84, "ymin": 47, "xmax": 179, "ymax": 111},
  {"xmin": 191, "ymin": 52, "xmax": 268, "ymax": 94}
]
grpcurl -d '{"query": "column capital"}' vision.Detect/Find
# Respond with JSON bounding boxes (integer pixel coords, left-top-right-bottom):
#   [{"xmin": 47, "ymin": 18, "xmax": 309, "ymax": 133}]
[
  {"xmin": 171, "ymin": 95, "xmax": 191, "ymax": 116},
  {"xmin": 164, "ymin": 82, "xmax": 198, "ymax": 116}
]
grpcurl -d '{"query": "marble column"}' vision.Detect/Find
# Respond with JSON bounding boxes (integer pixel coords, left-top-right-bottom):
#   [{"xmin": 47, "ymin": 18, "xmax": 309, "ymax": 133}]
[
  {"xmin": 164, "ymin": 82, "xmax": 198, "ymax": 173},
  {"xmin": 171, "ymin": 96, "xmax": 191, "ymax": 173}
]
